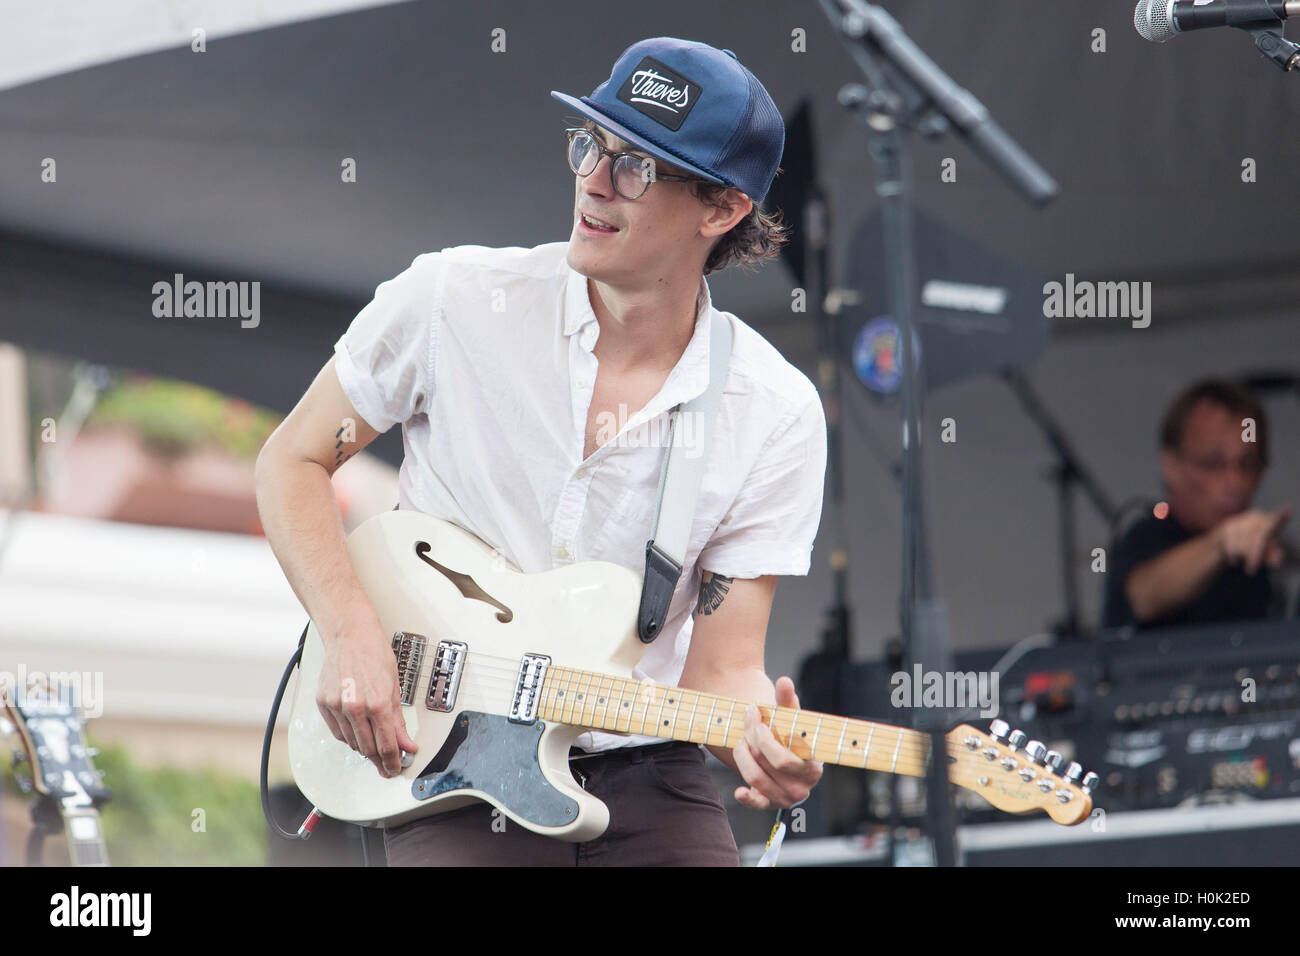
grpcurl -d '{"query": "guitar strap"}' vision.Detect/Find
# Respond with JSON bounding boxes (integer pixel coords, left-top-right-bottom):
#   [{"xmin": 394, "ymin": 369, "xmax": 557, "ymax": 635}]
[{"xmin": 636, "ymin": 311, "xmax": 733, "ymax": 643}]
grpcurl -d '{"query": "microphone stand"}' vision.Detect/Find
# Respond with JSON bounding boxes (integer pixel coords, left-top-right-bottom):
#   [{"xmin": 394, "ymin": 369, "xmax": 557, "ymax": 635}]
[
  {"xmin": 819, "ymin": 0, "xmax": 1058, "ymax": 867},
  {"xmin": 999, "ymin": 367, "xmax": 1117, "ymax": 638}
]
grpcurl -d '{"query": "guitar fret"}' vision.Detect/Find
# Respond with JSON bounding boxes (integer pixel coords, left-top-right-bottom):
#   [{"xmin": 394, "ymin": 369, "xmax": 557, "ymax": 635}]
[
  {"xmin": 810, "ymin": 713, "xmax": 824, "ymax": 758},
  {"xmin": 723, "ymin": 700, "xmax": 736, "ymax": 746},
  {"xmin": 638, "ymin": 682, "xmax": 653, "ymax": 735},
  {"xmin": 862, "ymin": 725, "xmax": 875, "ymax": 768},
  {"xmin": 890, "ymin": 728, "xmax": 902, "ymax": 773},
  {"xmin": 594, "ymin": 674, "xmax": 613, "ymax": 730},
  {"xmin": 653, "ymin": 684, "xmax": 669, "ymax": 737},
  {"xmin": 833, "ymin": 718, "xmax": 847, "ymax": 762},
  {"xmin": 685, "ymin": 691, "xmax": 701, "ymax": 744},
  {"xmin": 614, "ymin": 677, "xmax": 632, "ymax": 733},
  {"xmin": 703, "ymin": 694, "xmax": 717, "ymax": 747},
  {"xmin": 582, "ymin": 671, "xmax": 595, "ymax": 723}
]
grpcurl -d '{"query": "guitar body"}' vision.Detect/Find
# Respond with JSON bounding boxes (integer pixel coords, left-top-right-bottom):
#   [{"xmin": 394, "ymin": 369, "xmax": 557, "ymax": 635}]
[{"xmin": 287, "ymin": 511, "xmax": 647, "ymax": 840}]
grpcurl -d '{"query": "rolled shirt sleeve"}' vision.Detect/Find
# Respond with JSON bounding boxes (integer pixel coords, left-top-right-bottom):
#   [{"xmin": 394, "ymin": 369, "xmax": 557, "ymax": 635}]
[
  {"xmin": 696, "ymin": 392, "xmax": 828, "ymax": 578},
  {"xmin": 333, "ymin": 251, "xmax": 445, "ymax": 434}
]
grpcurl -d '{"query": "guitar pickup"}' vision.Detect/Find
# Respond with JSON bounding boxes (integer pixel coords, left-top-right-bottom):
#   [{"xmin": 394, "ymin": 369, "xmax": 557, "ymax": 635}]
[
  {"xmin": 426, "ymin": 640, "xmax": 467, "ymax": 713},
  {"xmin": 510, "ymin": 653, "xmax": 550, "ymax": 724},
  {"xmin": 390, "ymin": 632, "xmax": 428, "ymax": 707}
]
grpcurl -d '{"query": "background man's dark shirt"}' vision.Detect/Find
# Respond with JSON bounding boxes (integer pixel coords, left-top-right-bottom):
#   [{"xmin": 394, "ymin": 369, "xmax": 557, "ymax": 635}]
[{"xmin": 1103, "ymin": 511, "xmax": 1277, "ymax": 629}]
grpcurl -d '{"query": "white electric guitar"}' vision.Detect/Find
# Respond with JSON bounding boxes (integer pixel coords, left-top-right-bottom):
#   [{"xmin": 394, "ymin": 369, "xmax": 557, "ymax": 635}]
[{"xmin": 287, "ymin": 510, "xmax": 1098, "ymax": 840}]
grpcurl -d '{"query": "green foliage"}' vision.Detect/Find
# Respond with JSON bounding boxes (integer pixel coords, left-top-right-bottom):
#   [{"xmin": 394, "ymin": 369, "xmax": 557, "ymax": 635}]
[
  {"xmin": 2, "ymin": 737, "xmax": 269, "ymax": 866},
  {"xmin": 85, "ymin": 375, "xmax": 280, "ymax": 459},
  {"xmin": 91, "ymin": 738, "xmax": 268, "ymax": 865}
]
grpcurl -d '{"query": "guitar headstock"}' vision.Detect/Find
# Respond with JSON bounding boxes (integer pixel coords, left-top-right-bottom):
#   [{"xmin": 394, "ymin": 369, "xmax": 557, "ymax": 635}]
[
  {"xmin": 946, "ymin": 720, "xmax": 1098, "ymax": 825},
  {"xmin": 1, "ymin": 673, "xmax": 110, "ymax": 809}
]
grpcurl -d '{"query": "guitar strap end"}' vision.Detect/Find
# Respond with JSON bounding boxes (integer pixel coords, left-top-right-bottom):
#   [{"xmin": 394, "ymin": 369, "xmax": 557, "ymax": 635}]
[{"xmin": 637, "ymin": 540, "xmax": 682, "ymax": 644}]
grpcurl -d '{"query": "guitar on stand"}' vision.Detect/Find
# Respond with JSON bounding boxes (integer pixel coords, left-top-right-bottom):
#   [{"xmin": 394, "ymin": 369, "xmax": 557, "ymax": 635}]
[{"xmin": 2, "ymin": 674, "xmax": 111, "ymax": 866}]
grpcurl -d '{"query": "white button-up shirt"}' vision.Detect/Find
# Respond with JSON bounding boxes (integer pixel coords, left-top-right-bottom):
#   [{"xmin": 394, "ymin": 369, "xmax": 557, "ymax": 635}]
[{"xmin": 333, "ymin": 241, "xmax": 826, "ymax": 750}]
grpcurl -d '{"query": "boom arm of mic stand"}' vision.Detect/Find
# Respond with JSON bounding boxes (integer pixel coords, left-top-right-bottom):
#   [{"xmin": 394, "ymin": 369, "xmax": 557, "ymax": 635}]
[{"xmin": 824, "ymin": 0, "xmax": 1060, "ymax": 206}]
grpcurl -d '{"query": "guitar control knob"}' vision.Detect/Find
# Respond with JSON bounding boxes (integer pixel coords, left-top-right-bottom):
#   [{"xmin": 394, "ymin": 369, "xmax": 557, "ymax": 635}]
[
  {"xmin": 1064, "ymin": 762, "xmax": 1083, "ymax": 784},
  {"xmin": 1026, "ymin": 740, "xmax": 1047, "ymax": 764},
  {"xmin": 1081, "ymin": 772, "xmax": 1099, "ymax": 794},
  {"xmin": 988, "ymin": 719, "xmax": 1009, "ymax": 742},
  {"xmin": 1044, "ymin": 750, "xmax": 1063, "ymax": 773},
  {"xmin": 1007, "ymin": 730, "xmax": 1027, "ymax": 751}
]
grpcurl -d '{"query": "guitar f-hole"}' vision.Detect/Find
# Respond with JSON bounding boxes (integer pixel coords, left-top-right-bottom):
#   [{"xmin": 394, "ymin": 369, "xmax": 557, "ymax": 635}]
[{"xmin": 414, "ymin": 542, "xmax": 514, "ymax": 622}]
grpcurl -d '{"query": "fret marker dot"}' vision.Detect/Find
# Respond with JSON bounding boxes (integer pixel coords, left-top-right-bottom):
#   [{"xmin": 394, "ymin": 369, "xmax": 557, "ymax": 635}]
[
  {"xmin": 852, "ymin": 740, "xmax": 858, "ymax": 746},
  {"xmin": 663, "ymin": 720, "xmax": 669, "ymax": 726}
]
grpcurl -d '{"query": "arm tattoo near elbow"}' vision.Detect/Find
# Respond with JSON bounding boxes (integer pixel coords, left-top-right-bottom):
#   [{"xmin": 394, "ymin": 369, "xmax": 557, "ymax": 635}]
[{"xmin": 694, "ymin": 574, "xmax": 733, "ymax": 616}]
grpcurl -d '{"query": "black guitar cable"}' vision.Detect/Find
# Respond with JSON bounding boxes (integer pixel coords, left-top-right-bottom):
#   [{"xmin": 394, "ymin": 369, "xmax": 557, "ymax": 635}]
[{"xmin": 260, "ymin": 622, "xmax": 310, "ymax": 840}]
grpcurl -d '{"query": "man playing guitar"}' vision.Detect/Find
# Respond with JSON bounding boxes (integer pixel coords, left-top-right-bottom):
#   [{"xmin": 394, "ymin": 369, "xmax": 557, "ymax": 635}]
[{"xmin": 255, "ymin": 37, "xmax": 828, "ymax": 865}]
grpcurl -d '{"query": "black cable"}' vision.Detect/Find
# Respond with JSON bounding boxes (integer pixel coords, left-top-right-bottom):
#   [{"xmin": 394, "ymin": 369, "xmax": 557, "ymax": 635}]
[{"xmin": 261, "ymin": 623, "xmax": 308, "ymax": 840}]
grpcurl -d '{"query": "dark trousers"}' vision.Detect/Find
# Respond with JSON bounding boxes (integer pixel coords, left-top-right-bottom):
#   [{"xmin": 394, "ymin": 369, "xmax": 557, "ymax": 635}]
[{"xmin": 382, "ymin": 741, "xmax": 740, "ymax": 866}]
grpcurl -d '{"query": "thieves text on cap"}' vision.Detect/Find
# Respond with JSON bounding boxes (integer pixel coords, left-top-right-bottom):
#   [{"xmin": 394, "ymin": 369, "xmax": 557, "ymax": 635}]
[{"xmin": 616, "ymin": 56, "xmax": 703, "ymax": 132}]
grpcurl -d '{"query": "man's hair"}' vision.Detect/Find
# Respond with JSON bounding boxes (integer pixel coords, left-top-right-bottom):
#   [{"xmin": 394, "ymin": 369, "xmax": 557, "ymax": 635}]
[
  {"xmin": 690, "ymin": 180, "xmax": 790, "ymax": 276},
  {"xmin": 1159, "ymin": 378, "xmax": 1269, "ymax": 467},
  {"xmin": 577, "ymin": 117, "xmax": 789, "ymax": 275}
]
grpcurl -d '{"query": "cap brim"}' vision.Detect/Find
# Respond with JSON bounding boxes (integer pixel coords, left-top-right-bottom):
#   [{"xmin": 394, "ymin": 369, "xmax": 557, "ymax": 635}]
[{"xmin": 550, "ymin": 90, "xmax": 729, "ymax": 188}]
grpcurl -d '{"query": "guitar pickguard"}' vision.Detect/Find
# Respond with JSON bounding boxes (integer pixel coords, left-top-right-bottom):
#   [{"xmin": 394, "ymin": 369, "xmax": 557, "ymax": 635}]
[{"xmin": 411, "ymin": 712, "xmax": 578, "ymax": 828}]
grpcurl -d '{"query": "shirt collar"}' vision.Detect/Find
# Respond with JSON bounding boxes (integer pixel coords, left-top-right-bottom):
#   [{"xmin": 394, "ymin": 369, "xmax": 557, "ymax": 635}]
[{"xmin": 563, "ymin": 263, "xmax": 714, "ymax": 404}]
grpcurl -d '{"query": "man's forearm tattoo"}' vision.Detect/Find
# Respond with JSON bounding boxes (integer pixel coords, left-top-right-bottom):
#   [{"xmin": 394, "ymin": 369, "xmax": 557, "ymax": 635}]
[
  {"xmin": 695, "ymin": 573, "xmax": 733, "ymax": 616},
  {"xmin": 334, "ymin": 425, "xmax": 355, "ymax": 468}
]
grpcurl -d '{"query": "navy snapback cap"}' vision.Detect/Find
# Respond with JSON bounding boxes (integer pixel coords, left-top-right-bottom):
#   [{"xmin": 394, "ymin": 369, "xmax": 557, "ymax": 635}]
[{"xmin": 550, "ymin": 37, "xmax": 785, "ymax": 205}]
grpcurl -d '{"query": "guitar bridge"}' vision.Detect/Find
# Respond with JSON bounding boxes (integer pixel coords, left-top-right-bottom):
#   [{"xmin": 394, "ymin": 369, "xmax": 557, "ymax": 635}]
[
  {"xmin": 426, "ymin": 640, "xmax": 468, "ymax": 713},
  {"xmin": 391, "ymin": 632, "xmax": 427, "ymax": 707}
]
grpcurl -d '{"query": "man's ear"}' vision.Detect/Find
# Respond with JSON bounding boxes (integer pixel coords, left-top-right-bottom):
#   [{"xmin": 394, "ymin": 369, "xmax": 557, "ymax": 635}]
[{"xmin": 701, "ymin": 189, "xmax": 752, "ymax": 238}]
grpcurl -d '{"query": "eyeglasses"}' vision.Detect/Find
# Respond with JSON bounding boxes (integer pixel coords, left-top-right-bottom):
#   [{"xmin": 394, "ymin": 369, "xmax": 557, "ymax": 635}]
[
  {"xmin": 1176, "ymin": 451, "xmax": 1265, "ymax": 476},
  {"xmin": 564, "ymin": 127, "xmax": 698, "ymax": 201}
]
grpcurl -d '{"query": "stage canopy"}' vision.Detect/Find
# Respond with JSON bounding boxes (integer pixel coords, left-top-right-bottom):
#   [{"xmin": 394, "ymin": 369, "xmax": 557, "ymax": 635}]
[{"xmin": 2, "ymin": 0, "xmax": 1298, "ymax": 467}]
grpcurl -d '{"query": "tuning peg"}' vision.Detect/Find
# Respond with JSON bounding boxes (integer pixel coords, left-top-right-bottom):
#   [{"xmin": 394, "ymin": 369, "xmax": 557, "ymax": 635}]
[
  {"xmin": 1044, "ymin": 750, "xmax": 1063, "ymax": 773},
  {"xmin": 1007, "ymin": 729, "xmax": 1027, "ymax": 751},
  {"xmin": 11, "ymin": 748, "xmax": 27, "ymax": 764},
  {"xmin": 1026, "ymin": 740, "xmax": 1047, "ymax": 764},
  {"xmin": 1064, "ymin": 761, "xmax": 1083, "ymax": 784},
  {"xmin": 988, "ymin": 719, "xmax": 1009, "ymax": 742},
  {"xmin": 16, "ymin": 774, "xmax": 33, "ymax": 793},
  {"xmin": 1081, "ymin": 771, "xmax": 1099, "ymax": 794}
]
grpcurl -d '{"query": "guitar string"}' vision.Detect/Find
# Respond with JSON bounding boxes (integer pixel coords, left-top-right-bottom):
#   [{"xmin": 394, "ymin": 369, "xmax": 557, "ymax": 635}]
[
  {"xmin": 374, "ymin": 657, "xmax": 1000, "ymax": 765},
  {"xmin": 355, "ymin": 646, "xmax": 1069, "ymax": 777}
]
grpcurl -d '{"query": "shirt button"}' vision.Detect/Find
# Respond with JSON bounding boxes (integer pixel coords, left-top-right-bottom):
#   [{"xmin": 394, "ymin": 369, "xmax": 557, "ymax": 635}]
[
  {"xmin": 575, "ymin": 467, "xmax": 587, "ymax": 479},
  {"xmin": 557, "ymin": 547, "xmax": 571, "ymax": 560},
  {"xmin": 576, "ymin": 378, "xmax": 588, "ymax": 389}
]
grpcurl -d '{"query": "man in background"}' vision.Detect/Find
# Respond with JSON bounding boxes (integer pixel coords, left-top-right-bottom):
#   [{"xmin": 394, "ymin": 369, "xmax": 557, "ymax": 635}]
[{"xmin": 1103, "ymin": 379, "xmax": 1291, "ymax": 629}]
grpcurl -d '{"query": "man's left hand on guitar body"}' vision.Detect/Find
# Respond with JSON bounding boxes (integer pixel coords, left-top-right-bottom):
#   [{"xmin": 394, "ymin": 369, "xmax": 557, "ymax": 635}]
[{"xmin": 732, "ymin": 676, "xmax": 824, "ymax": 810}]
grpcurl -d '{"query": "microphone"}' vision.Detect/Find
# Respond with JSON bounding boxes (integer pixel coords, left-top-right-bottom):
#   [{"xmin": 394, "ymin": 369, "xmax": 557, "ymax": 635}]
[{"xmin": 1134, "ymin": 0, "xmax": 1299, "ymax": 43}]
